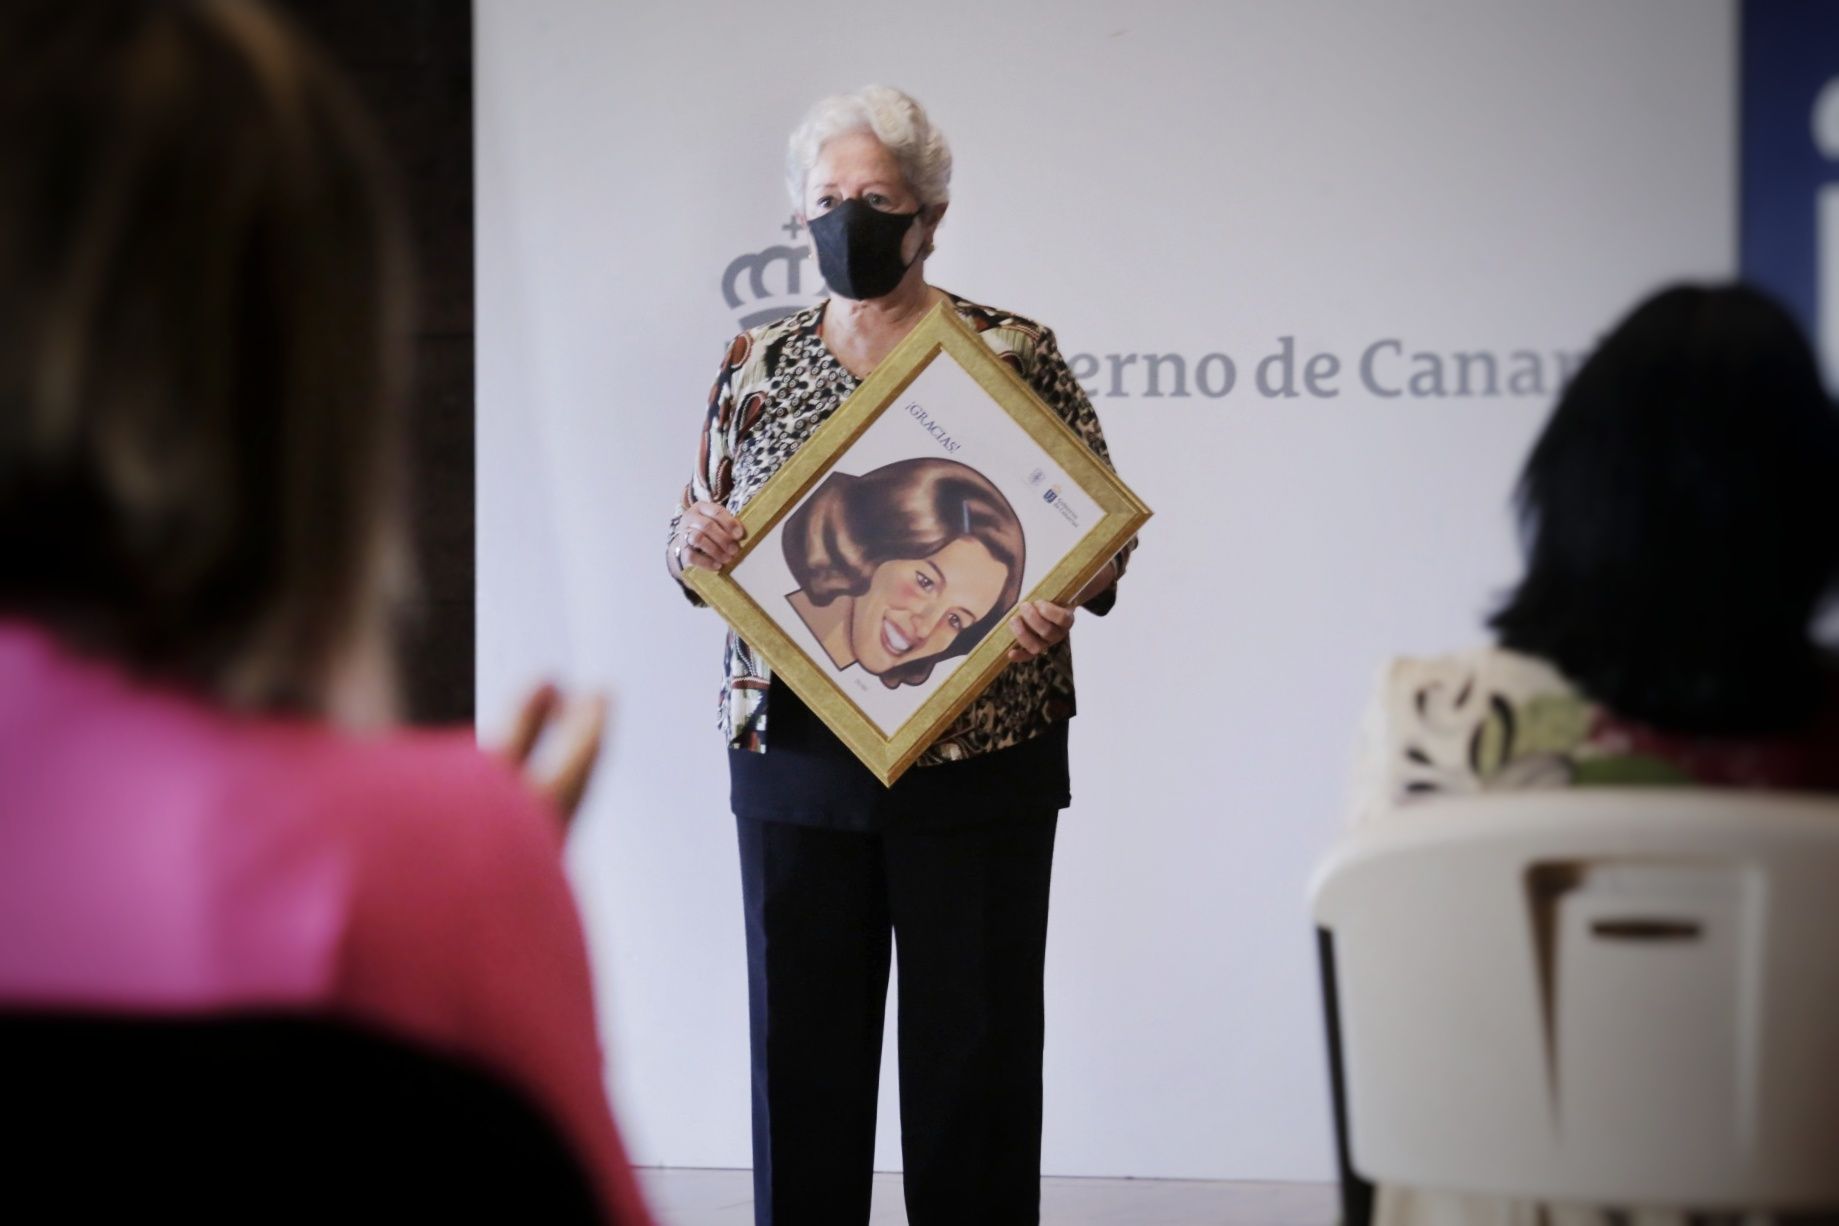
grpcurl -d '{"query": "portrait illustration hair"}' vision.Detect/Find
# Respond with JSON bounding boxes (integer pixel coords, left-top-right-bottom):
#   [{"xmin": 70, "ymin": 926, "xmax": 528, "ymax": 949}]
[{"xmin": 783, "ymin": 457, "xmax": 1026, "ymax": 688}]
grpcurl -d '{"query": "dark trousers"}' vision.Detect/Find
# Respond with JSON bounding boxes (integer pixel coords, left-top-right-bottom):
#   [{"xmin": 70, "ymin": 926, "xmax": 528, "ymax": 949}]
[{"xmin": 736, "ymin": 811, "xmax": 1059, "ymax": 1226}]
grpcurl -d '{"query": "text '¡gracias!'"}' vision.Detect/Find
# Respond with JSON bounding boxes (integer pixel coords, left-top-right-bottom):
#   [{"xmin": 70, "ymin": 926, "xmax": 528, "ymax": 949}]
[{"xmin": 905, "ymin": 402, "xmax": 961, "ymax": 453}]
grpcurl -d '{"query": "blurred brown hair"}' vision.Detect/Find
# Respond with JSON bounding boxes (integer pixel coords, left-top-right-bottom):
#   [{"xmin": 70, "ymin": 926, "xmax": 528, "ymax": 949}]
[{"xmin": 0, "ymin": 0, "xmax": 411, "ymax": 714}]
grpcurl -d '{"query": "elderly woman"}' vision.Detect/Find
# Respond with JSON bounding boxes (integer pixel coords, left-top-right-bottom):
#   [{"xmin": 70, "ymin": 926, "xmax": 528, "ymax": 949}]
[{"xmin": 666, "ymin": 86, "xmax": 1136, "ymax": 1224}]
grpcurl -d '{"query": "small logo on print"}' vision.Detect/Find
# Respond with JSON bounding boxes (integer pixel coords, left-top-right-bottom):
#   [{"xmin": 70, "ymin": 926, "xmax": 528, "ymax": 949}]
[
  {"xmin": 1043, "ymin": 487, "xmax": 1060, "ymax": 504},
  {"xmin": 1027, "ymin": 467, "xmax": 1046, "ymax": 487}
]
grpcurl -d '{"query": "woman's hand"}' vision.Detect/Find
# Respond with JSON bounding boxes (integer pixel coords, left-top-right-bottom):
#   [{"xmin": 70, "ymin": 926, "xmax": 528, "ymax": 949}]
[
  {"xmin": 1006, "ymin": 600, "xmax": 1075, "ymax": 661},
  {"xmin": 672, "ymin": 501, "xmax": 745, "ymax": 575},
  {"xmin": 1003, "ymin": 559, "xmax": 1118, "ymax": 661},
  {"xmin": 499, "ymin": 682, "xmax": 609, "ymax": 831}
]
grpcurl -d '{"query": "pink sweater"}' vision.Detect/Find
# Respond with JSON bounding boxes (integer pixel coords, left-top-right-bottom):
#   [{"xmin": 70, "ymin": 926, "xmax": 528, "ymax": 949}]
[{"xmin": 0, "ymin": 622, "xmax": 652, "ymax": 1223}]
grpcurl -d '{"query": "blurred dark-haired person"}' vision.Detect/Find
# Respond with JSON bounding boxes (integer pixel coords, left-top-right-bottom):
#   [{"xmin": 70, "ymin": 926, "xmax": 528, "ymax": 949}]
[
  {"xmin": 1350, "ymin": 283, "xmax": 1839, "ymax": 1226},
  {"xmin": 0, "ymin": 2, "xmax": 649, "ymax": 1220}
]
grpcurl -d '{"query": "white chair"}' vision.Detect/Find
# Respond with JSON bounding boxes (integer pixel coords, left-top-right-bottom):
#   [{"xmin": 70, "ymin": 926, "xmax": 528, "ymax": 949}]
[{"xmin": 1310, "ymin": 791, "xmax": 1839, "ymax": 1219}]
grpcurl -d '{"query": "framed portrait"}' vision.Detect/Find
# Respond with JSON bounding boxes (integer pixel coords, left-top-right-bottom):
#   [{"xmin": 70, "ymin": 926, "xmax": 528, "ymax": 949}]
[{"xmin": 686, "ymin": 302, "xmax": 1152, "ymax": 785}]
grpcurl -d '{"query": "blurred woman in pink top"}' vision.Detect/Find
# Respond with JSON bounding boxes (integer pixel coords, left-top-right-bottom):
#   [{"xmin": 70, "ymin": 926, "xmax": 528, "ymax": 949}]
[{"xmin": 0, "ymin": 2, "xmax": 650, "ymax": 1221}]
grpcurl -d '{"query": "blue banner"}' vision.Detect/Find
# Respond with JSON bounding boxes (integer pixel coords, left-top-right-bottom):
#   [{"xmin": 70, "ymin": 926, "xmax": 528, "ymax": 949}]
[{"xmin": 1740, "ymin": 0, "xmax": 1839, "ymax": 387}]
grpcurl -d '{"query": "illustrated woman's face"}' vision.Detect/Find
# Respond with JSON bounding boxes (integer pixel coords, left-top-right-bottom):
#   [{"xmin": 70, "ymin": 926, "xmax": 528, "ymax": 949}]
[{"xmin": 849, "ymin": 536, "xmax": 1010, "ymax": 676}]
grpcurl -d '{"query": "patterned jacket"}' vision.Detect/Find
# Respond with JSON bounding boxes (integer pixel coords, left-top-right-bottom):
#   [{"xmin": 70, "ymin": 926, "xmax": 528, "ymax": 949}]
[
  {"xmin": 669, "ymin": 292, "xmax": 1137, "ymax": 764},
  {"xmin": 1350, "ymin": 646, "xmax": 1839, "ymax": 824}
]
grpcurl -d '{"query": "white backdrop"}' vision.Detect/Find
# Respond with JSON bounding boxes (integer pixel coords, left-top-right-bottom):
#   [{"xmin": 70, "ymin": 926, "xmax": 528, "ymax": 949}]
[{"xmin": 476, "ymin": 0, "xmax": 1735, "ymax": 1181}]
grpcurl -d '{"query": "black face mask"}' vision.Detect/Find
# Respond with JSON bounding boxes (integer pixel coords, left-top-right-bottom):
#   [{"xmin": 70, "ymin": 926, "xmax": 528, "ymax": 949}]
[{"xmin": 808, "ymin": 198, "xmax": 925, "ymax": 300}]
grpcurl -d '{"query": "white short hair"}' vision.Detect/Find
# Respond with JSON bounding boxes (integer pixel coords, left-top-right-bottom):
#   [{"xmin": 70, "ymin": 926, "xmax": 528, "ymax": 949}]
[{"xmin": 785, "ymin": 85, "xmax": 953, "ymax": 212}]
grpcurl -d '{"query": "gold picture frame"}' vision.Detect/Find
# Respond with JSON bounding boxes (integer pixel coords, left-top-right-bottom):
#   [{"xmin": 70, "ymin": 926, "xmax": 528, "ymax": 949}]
[{"xmin": 686, "ymin": 301, "xmax": 1152, "ymax": 785}]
